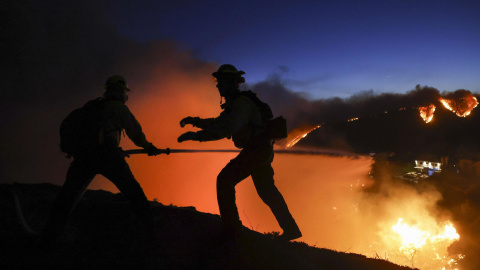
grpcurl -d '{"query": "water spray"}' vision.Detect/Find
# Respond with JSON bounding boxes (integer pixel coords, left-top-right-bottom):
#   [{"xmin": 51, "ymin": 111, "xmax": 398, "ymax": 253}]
[{"xmin": 124, "ymin": 148, "xmax": 358, "ymax": 157}]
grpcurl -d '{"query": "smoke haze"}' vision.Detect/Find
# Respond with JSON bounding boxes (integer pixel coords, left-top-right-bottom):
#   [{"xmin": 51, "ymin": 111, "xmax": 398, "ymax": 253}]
[{"xmin": 2, "ymin": 1, "xmax": 479, "ymax": 269}]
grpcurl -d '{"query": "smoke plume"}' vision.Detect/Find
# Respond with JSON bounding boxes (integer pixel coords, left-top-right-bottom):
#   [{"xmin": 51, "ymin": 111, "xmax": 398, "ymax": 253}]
[
  {"xmin": 3, "ymin": 1, "xmax": 479, "ymax": 269},
  {"xmin": 1, "ymin": 0, "xmax": 218, "ymax": 183}
]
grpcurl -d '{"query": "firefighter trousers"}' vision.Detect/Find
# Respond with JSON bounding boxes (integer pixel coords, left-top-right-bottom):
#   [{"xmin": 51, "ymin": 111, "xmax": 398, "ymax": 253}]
[
  {"xmin": 216, "ymin": 143, "xmax": 299, "ymax": 235},
  {"xmin": 42, "ymin": 150, "xmax": 152, "ymax": 244}
]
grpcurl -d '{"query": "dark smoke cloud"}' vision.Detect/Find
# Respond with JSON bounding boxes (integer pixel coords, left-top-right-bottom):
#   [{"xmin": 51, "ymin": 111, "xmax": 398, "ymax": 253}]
[
  {"xmin": 247, "ymin": 75, "xmax": 480, "ymax": 269},
  {"xmin": 247, "ymin": 75, "xmax": 480, "ymax": 156},
  {"xmin": 248, "ymin": 76, "xmax": 443, "ymax": 130},
  {"xmin": 0, "ymin": 0, "xmax": 214, "ymax": 183},
  {"xmin": 3, "ymin": 2, "xmax": 480, "ymax": 268},
  {"xmin": 3, "ymin": 0, "xmax": 473, "ymax": 184}
]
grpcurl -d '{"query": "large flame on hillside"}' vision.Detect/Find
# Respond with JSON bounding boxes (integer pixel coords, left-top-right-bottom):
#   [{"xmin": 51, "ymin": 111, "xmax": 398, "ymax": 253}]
[
  {"xmin": 439, "ymin": 93, "xmax": 478, "ymax": 117},
  {"xmin": 415, "ymin": 91, "xmax": 478, "ymax": 123},
  {"xmin": 275, "ymin": 91, "xmax": 480, "ymax": 150},
  {"xmin": 417, "ymin": 91, "xmax": 478, "ymax": 123},
  {"xmin": 419, "ymin": 105, "xmax": 436, "ymax": 123}
]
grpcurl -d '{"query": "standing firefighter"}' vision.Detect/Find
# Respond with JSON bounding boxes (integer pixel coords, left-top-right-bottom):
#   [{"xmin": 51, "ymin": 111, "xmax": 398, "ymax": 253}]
[
  {"xmin": 178, "ymin": 64, "xmax": 301, "ymax": 241},
  {"xmin": 42, "ymin": 75, "xmax": 160, "ymax": 246}
]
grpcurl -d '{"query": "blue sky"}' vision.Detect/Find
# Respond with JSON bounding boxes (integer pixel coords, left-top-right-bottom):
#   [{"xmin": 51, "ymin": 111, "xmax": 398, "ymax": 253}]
[{"xmin": 106, "ymin": 0, "xmax": 480, "ymax": 99}]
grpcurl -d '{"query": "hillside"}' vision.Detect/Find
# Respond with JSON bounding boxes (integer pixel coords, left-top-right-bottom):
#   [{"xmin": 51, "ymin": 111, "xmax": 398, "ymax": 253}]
[
  {"xmin": 0, "ymin": 183, "xmax": 416, "ymax": 270},
  {"xmin": 301, "ymin": 105, "xmax": 480, "ymax": 159}
]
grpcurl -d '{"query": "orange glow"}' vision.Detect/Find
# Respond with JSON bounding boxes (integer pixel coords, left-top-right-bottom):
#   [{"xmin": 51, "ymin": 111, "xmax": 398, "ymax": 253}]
[
  {"xmin": 84, "ymin": 67, "xmax": 464, "ymax": 269},
  {"xmin": 418, "ymin": 104, "xmax": 436, "ymax": 123},
  {"xmin": 392, "ymin": 218, "xmax": 459, "ymax": 251},
  {"xmin": 388, "ymin": 218, "xmax": 462, "ymax": 269},
  {"xmin": 278, "ymin": 124, "xmax": 322, "ymax": 148},
  {"xmin": 371, "ymin": 184, "xmax": 463, "ymax": 269},
  {"xmin": 439, "ymin": 95, "xmax": 478, "ymax": 117}
]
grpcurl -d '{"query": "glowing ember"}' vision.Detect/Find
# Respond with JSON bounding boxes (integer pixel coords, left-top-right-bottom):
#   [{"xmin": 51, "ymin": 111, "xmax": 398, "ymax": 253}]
[
  {"xmin": 281, "ymin": 124, "xmax": 321, "ymax": 148},
  {"xmin": 439, "ymin": 95, "xmax": 478, "ymax": 117},
  {"xmin": 418, "ymin": 104, "xmax": 436, "ymax": 123},
  {"xmin": 348, "ymin": 117, "xmax": 359, "ymax": 122}
]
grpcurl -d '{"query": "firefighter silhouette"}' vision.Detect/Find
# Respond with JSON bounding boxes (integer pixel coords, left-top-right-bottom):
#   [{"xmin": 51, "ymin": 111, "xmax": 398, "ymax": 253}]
[
  {"xmin": 178, "ymin": 65, "xmax": 301, "ymax": 241},
  {"xmin": 43, "ymin": 75, "xmax": 160, "ymax": 247}
]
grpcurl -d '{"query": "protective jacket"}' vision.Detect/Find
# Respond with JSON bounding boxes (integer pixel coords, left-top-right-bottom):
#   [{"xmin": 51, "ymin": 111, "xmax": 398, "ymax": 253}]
[
  {"xmin": 194, "ymin": 91, "xmax": 267, "ymax": 149},
  {"xmin": 101, "ymin": 89, "xmax": 152, "ymax": 150}
]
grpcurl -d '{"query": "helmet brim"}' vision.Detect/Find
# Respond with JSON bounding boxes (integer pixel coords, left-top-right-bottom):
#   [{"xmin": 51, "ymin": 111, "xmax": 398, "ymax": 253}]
[{"xmin": 212, "ymin": 70, "xmax": 246, "ymax": 78}]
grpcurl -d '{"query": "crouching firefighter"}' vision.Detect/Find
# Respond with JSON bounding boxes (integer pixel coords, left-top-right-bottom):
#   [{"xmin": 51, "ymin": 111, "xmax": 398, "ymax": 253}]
[
  {"xmin": 42, "ymin": 75, "xmax": 160, "ymax": 247},
  {"xmin": 178, "ymin": 64, "xmax": 302, "ymax": 241}
]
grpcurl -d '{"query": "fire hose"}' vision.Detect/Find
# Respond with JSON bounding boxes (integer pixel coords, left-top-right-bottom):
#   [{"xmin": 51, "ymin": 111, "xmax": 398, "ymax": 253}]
[
  {"xmin": 123, "ymin": 148, "xmax": 357, "ymax": 157},
  {"xmin": 123, "ymin": 148, "xmax": 238, "ymax": 155}
]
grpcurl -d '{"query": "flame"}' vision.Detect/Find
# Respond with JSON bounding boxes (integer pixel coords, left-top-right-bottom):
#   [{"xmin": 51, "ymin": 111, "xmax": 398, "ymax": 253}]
[
  {"xmin": 389, "ymin": 218, "xmax": 461, "ymax": 268},
  {"xmin": 418, "ymin": 104, "xmax": 436, "ymax": 123},
  {"xmin": 393, "ymin": 218, "xmax": 459, "ymax": 250},
  {"xmin": 280, "ymin": 124, "xmax": 321, "ymax": 148},
  {"xmin": 393, "ymin": 218, "xmax": 429, "ymax": 250},
  {"xmin": 439, "ymin": 96, "xmax": 478, "ymax": 117}
]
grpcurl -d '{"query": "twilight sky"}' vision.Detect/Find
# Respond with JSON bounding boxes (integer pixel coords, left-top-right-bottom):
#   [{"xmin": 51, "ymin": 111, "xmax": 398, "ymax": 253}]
[
  {"xmin": 106, "ymin": 0, "xmax": 480, "ymax": 98},
  {"xmin": 2, "ymin": 2, "xmax": 480, "ymax": 267},
  {"xmin": 2, "ymin": 0, "xmax": 479, "ymax": 184}
]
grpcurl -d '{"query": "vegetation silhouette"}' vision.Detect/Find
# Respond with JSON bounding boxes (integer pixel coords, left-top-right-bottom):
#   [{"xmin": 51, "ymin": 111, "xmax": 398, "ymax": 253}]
[
  {"xmin": 0, "ymin": 183, "xmax": 416, "ymax": 270},
  {"xmin": 300, "ymin": 92, "xmax": 480, "ymax": 160}
]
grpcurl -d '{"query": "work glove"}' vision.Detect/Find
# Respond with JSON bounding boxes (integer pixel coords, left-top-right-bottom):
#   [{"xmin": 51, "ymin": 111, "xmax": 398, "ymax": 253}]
[
  {"xmin": 177, "ymin": 131, "xmax": 198, "ymax": 143},
  {"xmin": 145, "ymin": 143, "xmax": 160, "ymax": 156},
  {"xmin": 180, "ymin": 116, "xmax": 199, "ymax": 128}
]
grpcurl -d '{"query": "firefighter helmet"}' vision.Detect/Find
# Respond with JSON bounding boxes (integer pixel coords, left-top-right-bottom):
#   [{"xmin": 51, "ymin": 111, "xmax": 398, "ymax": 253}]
[{"xmin": 213, "ymin": 64, "xmax": 245, "ymax": 78}]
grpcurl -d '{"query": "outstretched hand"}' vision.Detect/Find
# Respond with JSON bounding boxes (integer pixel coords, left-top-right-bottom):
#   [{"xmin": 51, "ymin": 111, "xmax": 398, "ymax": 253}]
[
  {"xmin": 180, "ymin": 116, "xmax": 197, "ymax": 128},
  {"xmin": 177, "ymin": 131, "xmax": 198, "ymax": 143},
  {"xmin": 145, "ymin": 143, "xmax": 160, "ymax": 156}
]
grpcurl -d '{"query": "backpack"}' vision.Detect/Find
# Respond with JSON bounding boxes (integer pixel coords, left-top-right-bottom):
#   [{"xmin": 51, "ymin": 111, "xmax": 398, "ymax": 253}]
[
  {"xmin": 239, "ymin": 91, "xmax": 288, "ymax": 141},
  {"xmin": 59, "ymin": 97, "xmax": 107, "ymax": 157}
]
